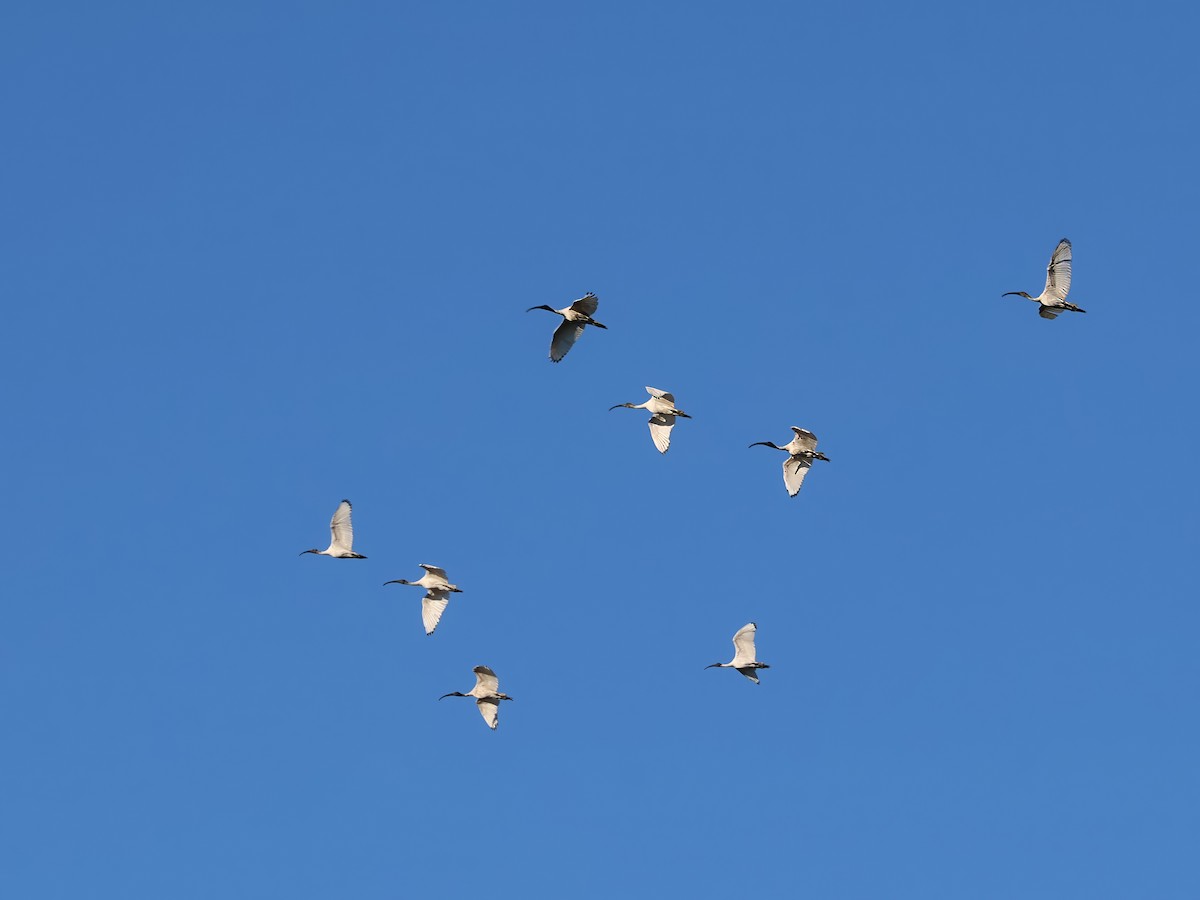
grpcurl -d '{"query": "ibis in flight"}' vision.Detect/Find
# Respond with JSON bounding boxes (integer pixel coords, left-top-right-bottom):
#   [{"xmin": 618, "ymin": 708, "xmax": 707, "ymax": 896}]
[
  {"xmin": 384, "ymin": 564, "xmax": 462, "ymax": 636},
  {"xmin": 706, "ymin": 622, "xmax": 771, "ymax": 684},
  {"xmin": 439, "ymin": 665, "xmax": 513, "ymax": 730},
  {"xmin": 749, "ymin": 427, "xmax": 830, "ymax": 497},
  {"xmin": 526, "ymin": 292, "xmax": 607, "ymax": 362},
  {"xmin": 299, "ymin": 499, "xmax": 367, "ymax": 559},
  {"xmin": 609, "ymin": 386, "xmax": 692, "ymax": 453},
  {"xmin": 1003, "ymin": 238, "xmax": 1086, "ymax": 319}
]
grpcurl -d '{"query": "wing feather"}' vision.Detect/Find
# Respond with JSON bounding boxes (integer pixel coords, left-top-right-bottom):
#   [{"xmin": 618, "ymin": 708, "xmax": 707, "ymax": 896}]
[
  {"xmin": 549, "ymin": 321, "xmax": 585, "ymax": 362},
  {"xmin": 645, "ymin": 386, "xmax": 675, "ymax": 403},
  {"xmin": 421, "ymin": 591, "xmax": 450, "ymax": 635},
  {"xmin": 783, "ymin": 456, "xmax": 813, "ymax": 497},
  {"xmin": 570, "ymin": 292, "xmax": 599, "ymax": 317},
  {"xmin": 329, "ymin": 500, "xmax": 354, "ymax": 552},
  {"xmin": 1043, "ymin": 238, "xmax": 1072, "ymax": 301},
  {"xmin": 1038, "ymin": 306, "xmax": 1060, "ymax": 320},
  {"xmin": 731, "ymin": 622, "xmax": 758, "ymax": 666},
  {"xmin": 648, "ymin": 413, "xmax": 675, "ymax": 453},
  {"xmin": 476, "ymin": 698, "xmax": 500, "ymax": 730},
  {"xmin": 473, "ymin": 666, "xmax": 500, "ymax": 694},
  {"xmin": 549, "ymin": 320, "xmax": 584, "ymax": 362},
  {"xmin": 790, "ymin": 427, "xmax": 819, "ymax": 452},
  {"xmin": 735, "ymin": 667, "xmax": 762, "ymax": 684}
]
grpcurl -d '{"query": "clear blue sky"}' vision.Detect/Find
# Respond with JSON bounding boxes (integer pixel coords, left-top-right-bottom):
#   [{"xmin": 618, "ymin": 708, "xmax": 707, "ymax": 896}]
[{"xmin": 3, "ymin": 2, "xmax": 1198, "ymax": 897}]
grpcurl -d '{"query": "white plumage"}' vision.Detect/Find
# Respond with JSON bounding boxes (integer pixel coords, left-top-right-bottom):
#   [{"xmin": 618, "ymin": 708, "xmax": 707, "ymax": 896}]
[
  {"xmin": 749, "ymin": 427, "xmax": 831, "ymax": 497},
  {"xmin": 526, "ymin": 292, "xmax": 608, "ymax": 362},
  {"xmin": 384, "ymin": 564, "xmax": 463, "ymax": 635},
  {"xmin": 706, "ymin": 622, "xmax": 771, "ymax": 684},
  {"xmin": 299, "ymin": 500, "xmax": 367, "ymax": 559},
  {"xmin": 439, "ymin": 665, "xmax": 514, "ymax": 730},
  {"xmin": 1003, "ymin": 238, "xmax": 1086, "ymax": 319},
  {"xmin": 609, "ymin": 386, "xmax": 693, "ymax": 454}
]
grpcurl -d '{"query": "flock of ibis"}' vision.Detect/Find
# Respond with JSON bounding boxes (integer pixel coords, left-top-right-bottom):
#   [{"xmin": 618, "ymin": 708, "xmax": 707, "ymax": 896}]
[{"xmin": 301, "ymin": 238, "xmax": 1084, "ymax": 730}]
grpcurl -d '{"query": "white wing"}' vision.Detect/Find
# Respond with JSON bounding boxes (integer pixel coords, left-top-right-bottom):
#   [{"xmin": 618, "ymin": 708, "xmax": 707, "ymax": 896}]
[
  {"xmin": 1043, "ymin": 238, "xmax": 1072, "ymax": 301},
  {"xmin": 476, "ymin": 698, "xmax": 500, "ymax": 730},
  {"xmin": 329, "ymin": 500, "xmax": 354, "ymax": 552},
  {"xmin": 645, "ymin": 386, "xmax": 676, "ymax": 403},
  {"xmin": 421, "ymin": 591, "xmax": 450, "ymax": 635},
  {"xmin": 419, "ymin": 564, "xmax": 449, "ymax": 580},
  {"xmin": 648, "ymin": 413, "xmax": 675, "ymax": 453},
  {"xmin": 783, "ymin": 455, "xmax": 813, "ymax": 497},
  {"xmin": 570, "ymin": 292, "xmax": 599, "ymax": 317},
  {"xmin": 735, "ymin": 667, "xmax": 761, "ymax": 684},
  {"xmin": 473, "ymin": 665, "xmax": 500, "ymax": 695},
  {"xmin": 731, "ymin": 622, "xmax": 758, "ymax": 666},
  {"xmin": 1038, "ymin": 305, "xmax": 1061, "ymax": 319},
  {"xmin": 790, "ymin": 427, "xmax": 819, "ymax": 453},
  {"xmin": 549, "ymin": 320, "xmax": 584, "ymax": 362}
]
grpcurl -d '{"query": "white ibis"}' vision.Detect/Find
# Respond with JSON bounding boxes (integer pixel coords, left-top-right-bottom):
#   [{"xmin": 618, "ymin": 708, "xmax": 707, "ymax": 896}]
[
  {"xmin": 299, "ymin": 499, "xmax": 367, "ymax": 558},
  {"xmin": 526, "ymin": 292, "xmax": 607, "ymax": 362},
  {"xmin": 384, "ymin": 565, "xmax": 462, "ymax": 636},
  {"xmin": 749, "ymin": 427, "xmax": 830, "ymax": 497},
  {"xmin": 1003, "ymin": 238, "xmax": 1086, "ymax": 319},
  {"xmin": 609, "ymin": 386, "xmax": 692, "ymax": 453},
  {"xmin": 439, "ymin": 665, "xmax": 513, "ymax": 730},
  {"xmin": 706, "ymin": 622, "xmax": 771, "ymax": 683}
]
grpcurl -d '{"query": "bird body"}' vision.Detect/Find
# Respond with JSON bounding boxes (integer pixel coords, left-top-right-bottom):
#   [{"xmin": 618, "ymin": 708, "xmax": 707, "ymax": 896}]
[
  {"xmin": 384, "ymin": 564, "xmax": 463, "ymax": 635},
  {"xmin": 1003, "ymin": 238, "xmax": 1086, "ymax": 319},
  {"xmin": 439, "ymin": 665, "xmax": 513, "ymax": 730},
  {"xmin": 706, "ymin": 622, "xmax": 771, "ymax": 683},
  {"xmin": 749, "ymin": 427, "xmax": 830, "ymax": 497},
  {"xmin": 527, "ymin": 292, "xmax": 607, "ymax": 362},
  {"xmin": 609, "ymin": 386, "xmax": 692, "ymax": 453},
  {"xmin": 299, "ymin": 499, "xmax": 367, "ymax": 558}
]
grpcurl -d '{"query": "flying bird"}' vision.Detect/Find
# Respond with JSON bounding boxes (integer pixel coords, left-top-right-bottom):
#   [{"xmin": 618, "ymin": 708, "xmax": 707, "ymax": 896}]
[
  {"xmin": 609, "ymin": 386, "xmax": 692, "ymax": 453},
  {"xmin": 299, "ymin": 499, "xmax": 367, "ymax": 558},
  {"xmin": 1003, "ymin": 238, "xmax": 1086, "ymax": 319},
  {"xmin": 749, "ymin": 427, "xmax": 830, "ymax": 497},
  {"xmin": 706, "ymin": 622, "xmax": 771, "ymax": 684},
  {"xmin": 439, "ymin": 665, "xmax": 513, "ymax": 730},
  {"xmin": 526, "ymin": 292, "xmax": 607, "ymax": 362},
  {"xmin": 384, "ymin": 564, "xmax": 462, "ymax": 635}
]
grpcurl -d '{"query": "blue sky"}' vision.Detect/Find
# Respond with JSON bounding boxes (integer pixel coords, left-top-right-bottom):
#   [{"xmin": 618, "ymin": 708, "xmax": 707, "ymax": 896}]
[{"xmin": 2, "ymin": 2, "xmax": 1198, "ymax": 897}]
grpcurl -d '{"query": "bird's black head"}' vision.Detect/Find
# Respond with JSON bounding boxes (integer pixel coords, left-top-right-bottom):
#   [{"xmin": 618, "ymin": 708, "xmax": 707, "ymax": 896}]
[
  {"xmin": 526, "ymin": 305, "xmax": 557, "ymax": 313},
  {"xmin": 438, "ymin": 692, "xmax": 467, "ymax": 700},
  {"xmin": 1002, "ymin": 291, "xmax": 1032, "ymax": 299},
  {"xmin": 299, "ymin": 549, "xmax": 320, "ymax": 556},
  {"xmin": 608, "ymin": 402, "xmax": 634, "ymax": 411}
]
